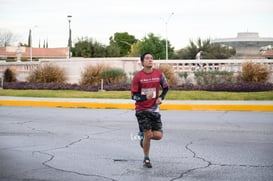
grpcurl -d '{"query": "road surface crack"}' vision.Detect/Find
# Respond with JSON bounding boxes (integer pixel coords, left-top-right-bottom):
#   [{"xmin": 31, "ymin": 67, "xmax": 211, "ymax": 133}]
[
  {"xmin": 33, "ymin": 135, "xmax": 116, "ymax": 181},
  {"xmin": 170, "ymin": 140, "xmax": 273, "ymax": 180},
  {"xmin": 170, "ymin": 141, "xmax": 212, "ymax": 181},
  {"xmin": 213, "ymin": 163, "xmax": 273, "ymax": 168}
]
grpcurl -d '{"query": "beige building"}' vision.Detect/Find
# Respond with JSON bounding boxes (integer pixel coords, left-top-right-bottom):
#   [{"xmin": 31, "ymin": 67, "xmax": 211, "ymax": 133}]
[
  {"xmin": 0, "ymin": 46, "xmax": 68, "ymax": 61},
  {"xmin": 212, "ymin": 32, "xmax": 273, "ymax": 58}
]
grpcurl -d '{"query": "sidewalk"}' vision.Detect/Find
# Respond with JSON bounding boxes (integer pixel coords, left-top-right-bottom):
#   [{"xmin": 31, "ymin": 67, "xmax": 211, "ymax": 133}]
[{"xmin": 0, "ymin": 96, "xmax": 273, "ymax": 111}]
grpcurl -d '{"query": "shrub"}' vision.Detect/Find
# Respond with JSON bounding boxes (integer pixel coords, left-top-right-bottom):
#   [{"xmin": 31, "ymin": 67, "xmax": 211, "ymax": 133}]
[
  {"xmin": 101, "ymin": 68, "xmax": 127, "ymax": 84},
  {"xmin": 170, "ymin": 82, "xmax": 273, "ymax": 92},
  {"xmin": 202, "ymin": 82, "xmax": 273, "ymax": 92},
  {"xmin": 80, "ymin": 64, "xmax": 110, "ymax": 86},
  {"xmin": 3, "ymin": 68, "xmax": 17, "ymax": 82},
  {"xmin": 4, "ymin": 81, "xmax": 273, "ymax": 92},
  {"xmin": 169, "ymin": 83, "xmax": 195, "ymax": 90},
  {"xmin": 178, "ymin": 72, "xmax": 189, "ymax": 84},
  {"xmin": 179, "ymin": 72, "xmax": 188, "ymax": 80},
  {"xmin": 239, "ymin": 62, "xmax": 270, "ymax": 83},
  {"xmin": 4, "ymin": 82, "xmax": 98, "ymax": 91},
  {"xmin": 158, "ymin": 64, "xmax": 177, "ymax": 85},
  {"xmin": 103, "ymin": 83, "xmax": 131, "ymax": 91},
  {"xmin": 27, "ymin": 63, "xmax": 67, "ymax": 83},
  {"xmin": 194, "ymin": 70, "xmax": 234, "ymax": 85}
]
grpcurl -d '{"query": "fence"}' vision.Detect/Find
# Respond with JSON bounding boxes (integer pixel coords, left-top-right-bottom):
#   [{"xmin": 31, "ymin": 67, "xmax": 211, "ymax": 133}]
[{"xmin": 0, "ymin": 58, "xmax": 272, "ymax": 84}]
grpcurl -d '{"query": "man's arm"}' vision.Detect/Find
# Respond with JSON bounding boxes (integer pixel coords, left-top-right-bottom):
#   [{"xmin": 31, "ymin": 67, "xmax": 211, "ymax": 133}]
[
  {"xmin": 159, "ymin": 86, "xmax": 169, "ymax": 100},
  {"xmin": 156, "ymin": 86, "xmax": 169, "ymax": 105},
  {"xmin": 132, "ymin": 91, "xmax": 155, "ymax": 101},
  {"xmin": 131, "ymin": 92, "xmax": 147, "ymax": 101}
]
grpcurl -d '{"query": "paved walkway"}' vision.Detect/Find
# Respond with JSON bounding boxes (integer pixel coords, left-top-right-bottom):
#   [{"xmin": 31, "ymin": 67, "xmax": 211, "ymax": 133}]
[{"xmin": 0, "ymin": 96, "xmax": 273, "ymax": 111}]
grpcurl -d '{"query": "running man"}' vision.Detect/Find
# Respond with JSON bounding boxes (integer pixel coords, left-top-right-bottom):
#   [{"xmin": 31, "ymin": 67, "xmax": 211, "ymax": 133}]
[{"xmin": 131, "ymin": 52, "xmax": 169, "ymax": 168}]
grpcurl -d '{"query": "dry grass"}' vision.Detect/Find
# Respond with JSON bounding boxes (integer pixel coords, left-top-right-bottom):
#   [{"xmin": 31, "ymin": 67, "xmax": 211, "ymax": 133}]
[
  {"xmin": 80, "ymin": 64, "xmax": 110, "ymax": 86},
  {"xmin": 158, "ymin": 64, "xmax": 177, "ymax": 85},
  {"xmin": 27, "ymin": 63, "xmax": 66, "ymax": 83},
  {"xmin": 239, "ymin": 62, "xmax": 270, "ymax": 83}
]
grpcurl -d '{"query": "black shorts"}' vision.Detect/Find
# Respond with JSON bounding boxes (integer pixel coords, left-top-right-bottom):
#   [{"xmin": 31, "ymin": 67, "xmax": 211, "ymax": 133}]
[{"xmin": 135, "ymin": 110, "xmax": 162, "ymax": 132}]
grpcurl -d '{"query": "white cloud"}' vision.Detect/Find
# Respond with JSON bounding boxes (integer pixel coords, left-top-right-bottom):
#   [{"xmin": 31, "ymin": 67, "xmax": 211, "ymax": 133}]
[{"xmin": 1, "ymin": 0, "xmax": 273, "ymax": 49}]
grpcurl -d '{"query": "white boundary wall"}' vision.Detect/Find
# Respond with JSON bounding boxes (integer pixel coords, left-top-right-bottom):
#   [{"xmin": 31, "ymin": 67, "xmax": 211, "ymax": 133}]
[{"xmin": 0, "ymin": 58, "xmax": 272, "ymax": 84}]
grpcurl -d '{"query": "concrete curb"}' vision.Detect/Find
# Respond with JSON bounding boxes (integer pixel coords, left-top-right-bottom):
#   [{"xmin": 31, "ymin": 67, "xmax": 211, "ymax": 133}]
[{"xmin": 1, "ymin": 97, "xmax": 273, "ymax": 111}]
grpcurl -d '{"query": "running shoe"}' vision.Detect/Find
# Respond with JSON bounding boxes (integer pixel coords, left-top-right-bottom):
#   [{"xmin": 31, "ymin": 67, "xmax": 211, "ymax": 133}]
[{"xmin": 143, "ymin": 158, "xmax": 152, "ymax": 168}]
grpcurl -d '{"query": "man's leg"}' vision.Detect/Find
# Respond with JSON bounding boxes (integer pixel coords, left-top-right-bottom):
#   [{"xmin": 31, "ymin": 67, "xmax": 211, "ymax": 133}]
[
  {"xmin": 135, "ymin": 111, "xmax": 154, "ymax": 168},
  {"xmin": 143, "ymin": 130, "xmax": 162, "ymax": 153},
  {"xmin": 143, "ymin": 129, "xmax": 152, "ymax": 158},
  {"xmin": 143, "ymin": 112, "xmax": 163, "ymax": 155},
  {"xmin": 150, "ymin": 112, "xmax": 163, "ymax": 141},
  {"xmin": 143, "ymin": 130, "xmax": 163, "ymax": 155},
  {"xmin": 151, "ymin": 130, "xmax": 163, "ymax": 140},
  {"xmin": 138, "ymin": 127, "xmax": 144, "ymax": 144},
  {"xmin": 143, "ymin": 129, "xmax": 153, "ymax": 168},
  {"xmin": 136, "ymin": 111, "xmax": 144, "ymax": 148}
]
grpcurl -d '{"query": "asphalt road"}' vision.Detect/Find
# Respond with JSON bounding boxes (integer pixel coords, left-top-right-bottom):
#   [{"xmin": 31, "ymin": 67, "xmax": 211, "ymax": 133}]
[{"xmin": 0, "ymin": 106, "xmax": 273, "ymax": 181}]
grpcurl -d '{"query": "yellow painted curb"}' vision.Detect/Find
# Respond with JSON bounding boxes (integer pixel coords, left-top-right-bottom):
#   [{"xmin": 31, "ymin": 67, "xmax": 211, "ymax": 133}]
[
  {"xmin": 161, "ymin": 104, "xmax": 273, "ymax": 111},
  {"xmin": 1, "ymin": 100, "xmax": 273, "ymax": 111},
  {"xmin": 0, "ymin": 100, "xmax": 134, "ymax": 109}
]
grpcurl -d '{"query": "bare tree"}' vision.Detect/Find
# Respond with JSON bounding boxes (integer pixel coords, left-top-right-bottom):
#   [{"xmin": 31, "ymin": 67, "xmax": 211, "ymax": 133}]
[{"xmin": 0, "ymin": 29, "xmax": 17, "ymax": 47}]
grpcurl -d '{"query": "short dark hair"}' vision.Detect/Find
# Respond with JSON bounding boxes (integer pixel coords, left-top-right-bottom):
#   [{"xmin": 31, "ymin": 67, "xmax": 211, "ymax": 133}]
[{"xmin": 140, "ymin": 52, "xmax": 152, "ymax": 62}]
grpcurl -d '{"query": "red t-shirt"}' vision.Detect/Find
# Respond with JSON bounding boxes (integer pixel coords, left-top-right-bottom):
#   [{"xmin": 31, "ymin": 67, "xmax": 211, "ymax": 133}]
[{"xmin": 131, "ymin": 68, "xmax": 168, "ymax": 112}]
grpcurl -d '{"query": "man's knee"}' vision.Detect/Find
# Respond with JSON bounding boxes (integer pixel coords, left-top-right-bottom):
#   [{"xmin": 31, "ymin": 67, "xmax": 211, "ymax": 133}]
[
  {"xmin": 152, "ymin": 131, "xmax": 163, "ymax": 140},
  {"xmin": 144, "ymin": 130, "xmax": 153, "ymax": 139}
]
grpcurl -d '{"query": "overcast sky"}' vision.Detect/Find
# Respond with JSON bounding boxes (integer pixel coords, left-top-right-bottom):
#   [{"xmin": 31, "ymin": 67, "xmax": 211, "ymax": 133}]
[{"xmin": 1, "ymin": 0, "xmax": 273, "ymax": 50}]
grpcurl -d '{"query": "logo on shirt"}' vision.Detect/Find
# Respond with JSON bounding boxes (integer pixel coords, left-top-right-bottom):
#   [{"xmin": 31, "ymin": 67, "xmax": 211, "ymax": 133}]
[{"xmin": 140, "ymin": 77, "xmax": 160, "ymax": 83}]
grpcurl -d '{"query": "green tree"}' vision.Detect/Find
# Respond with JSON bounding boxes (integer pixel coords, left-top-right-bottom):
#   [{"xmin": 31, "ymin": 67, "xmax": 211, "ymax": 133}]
[
  {"xmin": 134, "ymin": 33, "xmax": 174, "ymax": 59},
  {"xmin": 72, "ymin": 37, "xmax": 107, "ymax": 57},
  {"xmin": 129, "ymin": 41, "xmax": 141, "ymax": 57},
  {"xmin": 109, "ymin": 32, "xmax": 137, "ymax": 56},
  {"xmin": 106, "ymin": 44, "xmax": 120, "ymax": 57},
  {"xmin": 92, "ymin": 41, "xmax": 107, "ymax": 57},
  {"xmin": 205, "ymin": 44, "xmax": 235, "ymax": 59},
  {"xmin": 28, "ymin": 29, "xmax": 32, "ymax": 47},
  {"xmin": 19, "ymin": 42, "xmax": 28, "ymax": 47},
  {"xmin": 175, "ymin": 38, "xmax": 235, "ymax": 59}
]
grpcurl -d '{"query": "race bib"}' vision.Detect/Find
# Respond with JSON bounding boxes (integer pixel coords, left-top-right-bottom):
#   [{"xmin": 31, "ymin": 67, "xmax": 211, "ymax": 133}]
[{"xmin": 141, "ymin": 88, "xmax": 156, "ymax": 98}]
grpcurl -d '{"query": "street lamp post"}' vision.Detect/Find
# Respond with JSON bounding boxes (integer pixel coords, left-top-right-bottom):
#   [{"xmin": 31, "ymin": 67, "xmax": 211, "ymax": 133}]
[
  {"xmin": 163, "ymin": 12, "xmax": 174, "ymax": 60},
  {"xmin": 30, "ymin": 29, "xmax": 32, "ymax": 62},
  {"xmin": 67, "ymin": 15, "xmax": 72, "ymax": 59}
]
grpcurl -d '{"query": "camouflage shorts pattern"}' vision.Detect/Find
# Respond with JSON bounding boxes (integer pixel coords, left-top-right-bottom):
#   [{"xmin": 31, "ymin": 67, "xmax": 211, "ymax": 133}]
[{"xmin": 135, "ymin": 110, "xmax": 162, "ymax": 132}]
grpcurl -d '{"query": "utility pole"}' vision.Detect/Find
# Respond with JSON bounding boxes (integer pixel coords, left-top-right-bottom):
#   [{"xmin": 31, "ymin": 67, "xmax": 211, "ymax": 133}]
[{"xmin": 67, "ymin": 15, "xmax": 72, "ymax": 58}]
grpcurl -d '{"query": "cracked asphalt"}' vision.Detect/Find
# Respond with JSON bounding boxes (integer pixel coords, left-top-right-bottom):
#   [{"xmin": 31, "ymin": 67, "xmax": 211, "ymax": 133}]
[{"xmin": 0, "ymin": 106, "xmax": 273, "ymax": 181}]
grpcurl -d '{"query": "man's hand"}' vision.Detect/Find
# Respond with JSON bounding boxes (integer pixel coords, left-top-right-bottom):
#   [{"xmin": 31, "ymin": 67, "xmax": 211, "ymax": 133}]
[{"xmin": 156, "ymin": 97, "xmax": 162, "ymax": 105}]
